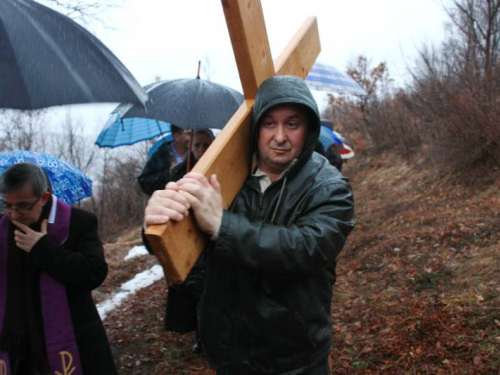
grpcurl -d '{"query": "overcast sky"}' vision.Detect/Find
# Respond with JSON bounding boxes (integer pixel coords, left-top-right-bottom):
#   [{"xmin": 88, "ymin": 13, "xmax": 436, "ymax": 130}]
[
  {"xmin": 42, "ymin": 0, "xmax": 453, "ymax": 136},
  {"xmin": 96, "ymin": 0, "xmax": 451, "ymax": 88}
]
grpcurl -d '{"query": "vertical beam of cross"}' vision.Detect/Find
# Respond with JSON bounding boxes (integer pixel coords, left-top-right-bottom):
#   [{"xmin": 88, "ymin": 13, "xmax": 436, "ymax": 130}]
[{"xmin": 146, "ymin": 0, "xmax": 321, "ymax": 284}]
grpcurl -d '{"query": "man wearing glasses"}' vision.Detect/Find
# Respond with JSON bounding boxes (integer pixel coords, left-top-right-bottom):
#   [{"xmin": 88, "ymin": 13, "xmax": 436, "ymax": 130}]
[{"xmin": 0, "ymin": 163, "xmax": 117, "ymax": 375}]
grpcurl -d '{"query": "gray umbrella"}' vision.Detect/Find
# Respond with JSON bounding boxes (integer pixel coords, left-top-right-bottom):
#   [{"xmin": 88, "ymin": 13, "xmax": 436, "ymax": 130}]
[
  {"xmin": 0, "ymin": 0, "xmax": 148, "ymax": 110},
  {"xmin": 110, "ymin": 78, "xmax": 244, "ymax": 130}
]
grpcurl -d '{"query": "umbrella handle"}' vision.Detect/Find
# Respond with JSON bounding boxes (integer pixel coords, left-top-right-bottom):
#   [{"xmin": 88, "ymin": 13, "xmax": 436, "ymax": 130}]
[{"xmin": 186, "ymin": 129, "xmax": 194, "ymax": 172}]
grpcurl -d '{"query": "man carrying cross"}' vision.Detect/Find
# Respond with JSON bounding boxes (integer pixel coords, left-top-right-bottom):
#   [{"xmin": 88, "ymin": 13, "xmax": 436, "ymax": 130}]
[{"xmin": 145, "ymin": 75, "xmax": 355, "ymax": 374}]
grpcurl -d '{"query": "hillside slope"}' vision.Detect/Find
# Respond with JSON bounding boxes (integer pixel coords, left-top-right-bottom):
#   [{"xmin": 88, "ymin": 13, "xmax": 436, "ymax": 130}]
[
  {"xmin": 332, "ymin": 153, "xmax": 500, "ymax": 374},
  {"xmin": 97, "ymin": 152, "xmax": 500, "ymax": 374}
]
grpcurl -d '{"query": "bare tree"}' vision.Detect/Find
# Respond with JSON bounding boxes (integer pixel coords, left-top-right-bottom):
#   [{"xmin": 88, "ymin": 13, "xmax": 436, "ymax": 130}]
[
  {"xmin": 40, "ymin": 0, "xmax": 120, "ymax": 27},
  {"xmin": 336, "ymin": 56, "xmax": 398, "ymax": 150},
  {"xmin": 88, "ymin": 150, "xmax": 148, "ymax": 241},
  {"xmin": 51, "ymin": 112, "xmax": 96, "ymax": 174},
  {"xmin": 445, "ymin": 0, "xmax": 500, "ymax": 97},
  {"xmin": 318, "ymin": 56, "xmax": 426, "ymax": 161},
  {"xmin": 0, "ymin": 109, "xmax": 48, "ymax": 152},
  {"xmin": 347, "ymin": 56, "xmax": 392, "ymax": 98},
  {"xmin": 409, "ymin": 0, "xmax": 500, "ymax": 170}
]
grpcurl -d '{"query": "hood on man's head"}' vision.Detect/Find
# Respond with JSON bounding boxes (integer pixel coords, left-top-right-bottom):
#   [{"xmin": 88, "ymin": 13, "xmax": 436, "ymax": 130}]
[{"xmin": 251, "ymin": 75, "xmax": 321, "ymax": 164}]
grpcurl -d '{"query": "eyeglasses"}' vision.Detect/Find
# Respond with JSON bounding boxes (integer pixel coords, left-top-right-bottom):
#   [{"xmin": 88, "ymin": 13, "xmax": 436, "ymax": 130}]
[{"xmin": 0, "ymin": 197, "xmax": 41, "ymax": 214}]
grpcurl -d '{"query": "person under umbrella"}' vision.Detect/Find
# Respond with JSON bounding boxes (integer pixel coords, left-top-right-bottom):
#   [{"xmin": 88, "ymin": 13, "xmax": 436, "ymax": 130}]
[
  {"xmin": 137, "ymin": 125, "xmax": 191, "ymax": 196},
  {"xmin": 319, "ymin": 123, "xmax": 344, "ymax": 172},
  {"xmin": 325, "ymin": 144, "xmax": 344, "ymax": 171},
  {"xmin": 0, "ymin": 163, "xmax": 116, "ymax": 374},
  {"xmin": 145, "ymin": 129, "xmax": 215, "ymax": 354},
  {"xmin": 170, "ymin": 129, "xmax": 215, "ymax": 181}
]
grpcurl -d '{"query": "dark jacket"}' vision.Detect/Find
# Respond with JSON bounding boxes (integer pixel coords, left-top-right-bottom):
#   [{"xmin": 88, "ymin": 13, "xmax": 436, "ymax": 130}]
[
  {"xmin": 137, "ymin": 141, "xmax": 175, "ymax": 196},
  {"xmin": 169, "ymin": 155, "xmax": 191, "ymax": 183},
  {"xmin": 325, "ymin": 146, "xmax": 343, "ymax": 171},
  {"xmin": 29, "ymin": 208, "xmax": 117, "ymax": 375},
  {"xmin": 199, "ymin": 76, "xmax": 355, "ymax": 374}
]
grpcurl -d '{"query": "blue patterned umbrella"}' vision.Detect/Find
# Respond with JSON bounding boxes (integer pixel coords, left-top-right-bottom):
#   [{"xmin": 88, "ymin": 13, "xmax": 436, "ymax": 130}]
[
  {"xmin": 306, "ymin": 62, "xmax": 367, "ymax": 96},
  {"xmin": 0, "ymin": 151, "xmax": 92, "ymax": 205}
]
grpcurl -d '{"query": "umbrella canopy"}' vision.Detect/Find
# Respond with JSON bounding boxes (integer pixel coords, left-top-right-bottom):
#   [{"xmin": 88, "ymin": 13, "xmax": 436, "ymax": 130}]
[
  {"xmin": 147, "ymin": 133, "xmax": 173, "ymax": 158},
  {"xmin": 306, "ymin": 62, "xmax": 367, "ymax": 96},
  {"xmin": 95, "ymin": 114, "xmax": 171, "ymax": 148},
  {"xmin": 107, "ymin": 78, "xmax": 244, "ymax": 131},
  {"xmin": 0, "ymin": 0, "xmax": 148, "ymax": 110},
  {"xmin": 0, "ymin": 150, "xmax": 92, "ymax": 205}
]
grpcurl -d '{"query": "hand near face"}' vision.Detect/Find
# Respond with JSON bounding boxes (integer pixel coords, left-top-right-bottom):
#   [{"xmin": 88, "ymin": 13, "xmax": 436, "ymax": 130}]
[
  {"xmin": 144, "ymin": 182, "xmax": 191, "ymax": 226},
  {"xmin": 12, "ymin": 219, "xmax": 47, "ymax": 252},
  {"xmin": 177, "ymin": 172, "xmax": 223, "ymax": 238}
]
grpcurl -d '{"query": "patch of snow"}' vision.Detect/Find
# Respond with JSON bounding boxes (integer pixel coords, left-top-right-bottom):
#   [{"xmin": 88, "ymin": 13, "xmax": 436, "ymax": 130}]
[
  {"xmin": 124, "ymin": 245, "xmax": 149, "ymax": 260},
  {"xmin": 97, "ymin": 265, "xmax": 164, "ymax": 320}
]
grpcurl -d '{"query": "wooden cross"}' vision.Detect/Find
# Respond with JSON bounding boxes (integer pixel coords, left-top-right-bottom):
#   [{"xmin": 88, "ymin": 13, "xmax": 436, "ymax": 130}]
[{"xmin": 145, "ymin": 0, "xmax": 321, "ymax": 284}]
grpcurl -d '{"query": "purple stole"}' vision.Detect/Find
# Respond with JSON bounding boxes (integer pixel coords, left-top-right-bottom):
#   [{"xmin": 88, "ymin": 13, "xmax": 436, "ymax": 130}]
[{"xmin": 0, "ymin": 198, "xmax": 83, "ymax": 375}]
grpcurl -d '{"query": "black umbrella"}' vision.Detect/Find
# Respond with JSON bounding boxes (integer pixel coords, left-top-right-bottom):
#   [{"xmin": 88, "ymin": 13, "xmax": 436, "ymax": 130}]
[
  {"xmin": 109, "ymin": 78, "xmax": 244, "ymax": 130},
  {"xmin": 0, "ymin": 0, "xmax": 148, "ymax": 110}
]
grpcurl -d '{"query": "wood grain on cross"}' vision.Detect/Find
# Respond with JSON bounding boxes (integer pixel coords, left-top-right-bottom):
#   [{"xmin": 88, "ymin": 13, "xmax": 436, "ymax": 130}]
[{"xmin": 146, "ymin": 0, "xmax": 321, "ymax": 284}]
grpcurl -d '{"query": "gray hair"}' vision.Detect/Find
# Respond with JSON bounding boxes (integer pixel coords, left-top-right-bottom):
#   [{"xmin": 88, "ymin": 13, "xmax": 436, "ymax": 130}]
[{"xmin": 0, "ymin": 163, "xmax": 49, "ymax": 197}]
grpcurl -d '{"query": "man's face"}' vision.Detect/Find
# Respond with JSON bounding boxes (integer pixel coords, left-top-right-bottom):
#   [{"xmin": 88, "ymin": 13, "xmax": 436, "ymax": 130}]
[
  {"xmin": 257, "ymin": 104, "xmax": 308, "ymax": 177},
  {"xmin": 2, "ymin": 185, "xmax": 50, "ymax": 226},
  {"xmin": 191, "ymin": 132, "xmax": 213, "ymax": 160},
  {"xmin": 174, "ymin": 130, "xmax": 191, "ymax": 150}
]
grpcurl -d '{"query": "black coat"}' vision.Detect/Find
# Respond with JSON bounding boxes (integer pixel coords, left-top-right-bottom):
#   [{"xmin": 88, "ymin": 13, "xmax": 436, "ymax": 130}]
[
  {"xmin": 29, "ymin": 208, "xmax": 117, "ymax": 375},
  {"xmin": 200, "ymin": 154, "xmax": 354, "ymax": 374},
  {"xmin": 169, "ymin": 155, "xmax": 191, "ymax": 183},
  {"xmin": 137, "ymin": 141, "xmax": 176, "ymax": 196}
]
